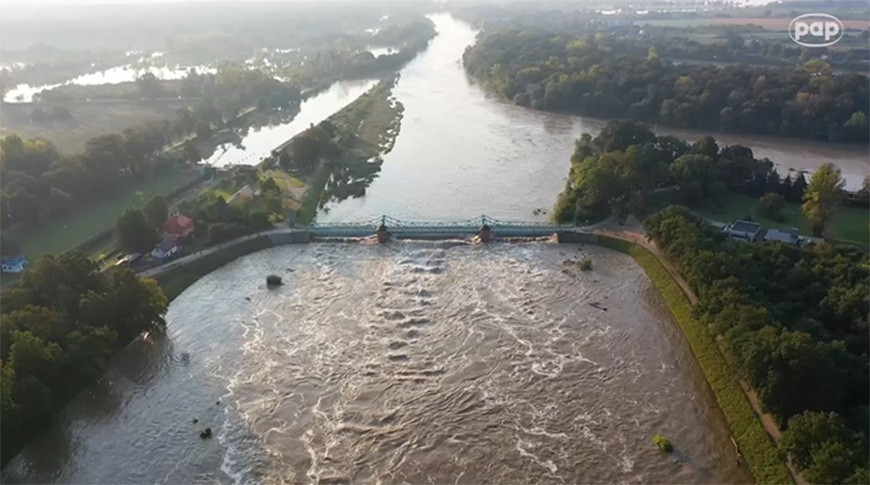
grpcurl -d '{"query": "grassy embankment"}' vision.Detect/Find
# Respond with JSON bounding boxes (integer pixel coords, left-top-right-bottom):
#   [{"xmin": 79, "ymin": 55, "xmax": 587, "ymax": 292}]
[
  {"xmin": 298, "ymin": 78, "xmax": 404, "ymax": 223},
  {"xmin": 597, "ymin": 235, "xmax": 793, "ymax": 485},
  {"xmin": 695, "ymin": 193, "xmax": 868, "ymax": 245}
]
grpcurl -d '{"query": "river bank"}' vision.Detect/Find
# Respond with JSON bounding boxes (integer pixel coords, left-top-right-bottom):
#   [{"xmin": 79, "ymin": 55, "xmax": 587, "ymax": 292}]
[
  {"xmin": 318, "ymin": 14, "xmax": 869, "ymax": 223},
  {"xmin": 597, "ymin": 234, "xmax": 792, "ymax": 485}
]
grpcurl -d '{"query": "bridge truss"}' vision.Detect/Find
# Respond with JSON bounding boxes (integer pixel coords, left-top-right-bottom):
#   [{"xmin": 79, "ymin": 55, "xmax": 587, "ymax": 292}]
[{"xmin": 308, "ymin": 215, "xmax": 585, "ymax": 237}]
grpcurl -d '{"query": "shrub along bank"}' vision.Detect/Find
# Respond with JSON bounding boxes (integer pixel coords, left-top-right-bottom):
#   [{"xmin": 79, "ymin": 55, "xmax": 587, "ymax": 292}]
[{"xmin": 597, "ymin": 235, "xmax": 792, "ymax": 484}]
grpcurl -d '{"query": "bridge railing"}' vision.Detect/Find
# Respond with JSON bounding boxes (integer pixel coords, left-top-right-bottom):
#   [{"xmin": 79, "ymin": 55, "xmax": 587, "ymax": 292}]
[{"xmin": 308, "ymin": 215, "xmax": 586, "ymax": 236}]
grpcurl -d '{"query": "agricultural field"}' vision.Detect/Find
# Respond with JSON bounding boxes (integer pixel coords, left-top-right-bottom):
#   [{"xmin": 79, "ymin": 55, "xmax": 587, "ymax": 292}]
[{"xmin": 0, "ymin": 99, "xmax": 193, "ymax": 154}]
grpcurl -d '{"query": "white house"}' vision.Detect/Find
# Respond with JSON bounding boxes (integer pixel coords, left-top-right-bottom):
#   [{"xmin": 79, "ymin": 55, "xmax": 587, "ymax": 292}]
[{"xmin": 151, "ymin": 237, "xmax": 180, "ymax": 259}]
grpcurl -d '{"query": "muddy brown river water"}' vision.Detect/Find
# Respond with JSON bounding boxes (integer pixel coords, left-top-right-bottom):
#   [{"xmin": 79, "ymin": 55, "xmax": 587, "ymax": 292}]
[{"xmin": 2, "ymin": 242, "xmax": 752, "ymax": 484}]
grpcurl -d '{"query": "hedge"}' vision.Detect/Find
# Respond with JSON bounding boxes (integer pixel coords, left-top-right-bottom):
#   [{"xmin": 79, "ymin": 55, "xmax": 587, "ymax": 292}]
[{"xmin": 598, "ymin": 235, "xmax": 793, "ymax": 484}]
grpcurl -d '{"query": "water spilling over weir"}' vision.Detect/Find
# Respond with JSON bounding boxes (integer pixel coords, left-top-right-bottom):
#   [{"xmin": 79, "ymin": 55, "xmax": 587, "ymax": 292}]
[{"xmin": 3, "ymin": 242, "xmax": 752, "ymax": 484}]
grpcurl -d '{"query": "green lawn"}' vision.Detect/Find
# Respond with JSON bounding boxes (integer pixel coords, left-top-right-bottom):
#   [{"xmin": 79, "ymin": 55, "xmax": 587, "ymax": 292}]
[
  {"xmin": 695, "ymin": 193, "xmax": 869, "ymax": 245},
  {"xmin": 8, "ymin": 169, "xmax": 199, "ymax": 263}
]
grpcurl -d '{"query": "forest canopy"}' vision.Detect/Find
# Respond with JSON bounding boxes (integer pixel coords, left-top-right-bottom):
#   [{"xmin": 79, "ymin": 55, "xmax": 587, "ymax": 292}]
[
  {"xmin": 0, "ymin": 252, "xmax": 168, "ymax": 466},
  {"xmin": 643, "ymin": 206, "xmax": 869, "ymax": 484},
  {"xmin": 463, "ymin": 29, "xmax": 869, "ymax": 143}
]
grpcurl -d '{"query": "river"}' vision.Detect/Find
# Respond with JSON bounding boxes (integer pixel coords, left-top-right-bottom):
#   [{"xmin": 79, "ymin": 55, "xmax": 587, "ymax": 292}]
[
  {"xmin": 318, "ymin": 14, "xmax": 866, "ymax": 222},
  {"xmin": 0, "ymin": 13, "xmax": 864, "ymax": 484},
  {"xmin": 3, "ymin": 62, "xmax": 215, "ymax": 104},
  {"xmin": 1, "ymin": 242, "xmax": 753, "ymax": 483},
  {"xmin": 205, "ymin": 79, "xmax": 377, "ymax": 167}
]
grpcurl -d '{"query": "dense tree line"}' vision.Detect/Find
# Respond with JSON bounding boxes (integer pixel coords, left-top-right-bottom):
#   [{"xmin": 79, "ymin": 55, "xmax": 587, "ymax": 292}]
[
  {"xmin": 0, "ymin": 67, "xmax": 301, "ymax": 230},
  {"xmin": 643, "ymin": 206, "xmax": 869, "ymax": 484},
  {"xmin": 604, "ymin": 25, "xmax": 870, "ymax": 73},
  {"xmin": 463, "ymin": 30, "xmax": 869, "ymax": 142},
  {"xmin": 0, "ymin": 252, "xmax": 167, "ymax": 465},
  {"xmin": 451, "ymin": 5, "xmax": 869, "ymax": 72},
  {"xmin": 553, "ymin": 120, "xmax": 819, "ymax": 225}
]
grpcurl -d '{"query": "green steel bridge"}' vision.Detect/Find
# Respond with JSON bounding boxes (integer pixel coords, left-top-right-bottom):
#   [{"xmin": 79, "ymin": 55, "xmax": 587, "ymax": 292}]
[{"xmin": 307, "ymin": 215, "xmax": 589, "ymax": 239}]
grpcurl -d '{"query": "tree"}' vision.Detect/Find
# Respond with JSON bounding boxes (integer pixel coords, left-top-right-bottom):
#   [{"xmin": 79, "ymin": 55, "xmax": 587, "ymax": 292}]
[
  {"xmin": 9, "ymin": 330, "xmax": 63, "ymax": 386},
  {"xmin": 136, "ymin": 72, "xmax": 164, "ymax": 100},
  {"xmin": 594, "ymin": 120, "xmax": 655, "ymax": 153},
  {"xmin": 83, "ymin": 134, "xmax": 129, "ymax": 185},
  {"xmin": 6, "ymin": 191, "xmax": 48, "ymax": 225},
  {"xmin": 182, "ymin": 139, "xmax": 201, "ymax": 164},
  {"xmin": 758, "ymin": 193, "xmax": 785, "ymax": 222},
  {"xmin": 4, "ymin": 305, "xmax": 62, "ymax": 344},
  {"xmin": 208, "ymin": 222, "xmax": 246, "ymax": 243},
  {"xmin": 779, "ymin": 411, "xmax": 867, "ymax": 484},
  {"xmin": 115, "ymin": 208, "xmax": 160, "ymax": 253},
  {"xmin": 143, "ymin": 195, "xmax": 169, "ymax": 229},
  {"xmin": 65, "ymin": 326, "xmax": 118, "ymax": 381},
  {"xmin": 260, "ymin": 177, "xmax": 280, "ymax": 194},
  {"xmin": 0, "ymin": 193, "xmax": 9, "ymax": 228},
  {"xmin": 691, "ymin": 136, "xmax": 719, "ymax": 158},
  {"xmin": 802, "ymin": 163, "xmax": 845, "ymax": 237},
  {"xmin": 670, "ymin": 153, "xmax": 716, "ymax": 206},
  {"xmin": 791, "ymin": 171, "xmax": 808, "ymax": 203}
]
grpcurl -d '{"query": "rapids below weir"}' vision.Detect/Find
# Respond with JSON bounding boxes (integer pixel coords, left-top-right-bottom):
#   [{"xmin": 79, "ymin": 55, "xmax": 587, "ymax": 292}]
[{"xmin": 3, "ymin": 242, "xmax": 752, "ymax": 484}]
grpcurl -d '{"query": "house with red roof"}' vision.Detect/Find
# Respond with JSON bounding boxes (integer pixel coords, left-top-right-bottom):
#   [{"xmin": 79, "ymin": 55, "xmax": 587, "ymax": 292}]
[{"xmin": 164, "ymin": 213, "xmax": 195, "ymax": 241}]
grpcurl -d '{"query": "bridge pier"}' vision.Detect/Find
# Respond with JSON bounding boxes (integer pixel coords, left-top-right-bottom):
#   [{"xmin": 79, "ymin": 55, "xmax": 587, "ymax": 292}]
[
  {"xmin": 376, "ymin": 224, "xmax": 390, "ymax": 243},
  {"xmin": 477, "ymin": 224, "xmax": 492, "ymax": 243}
]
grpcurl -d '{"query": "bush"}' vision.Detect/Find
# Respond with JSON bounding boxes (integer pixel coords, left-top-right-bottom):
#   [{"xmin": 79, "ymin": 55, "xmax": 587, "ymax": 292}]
[
  {"xmin": 653, "ymin": 434, "xmax": 673, "ymax": 453},
  {"xmin": 208, "ymin": 222, "xmax": 246, "ymax": 243},
  {"xmin": 578, "ymin": 257, "xmax": 593, "ymax": 271},
  {"xmin": 758, "ymin": 193, "xmax": 785, "ymax": 222},
  {"xmin": 266, "ymin": 274, "xmax": 283, "ymax": 286}
]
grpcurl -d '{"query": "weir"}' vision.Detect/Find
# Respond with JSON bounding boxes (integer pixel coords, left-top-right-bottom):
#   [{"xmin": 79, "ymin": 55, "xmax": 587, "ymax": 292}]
[
  {"xmin": 142, "ymin": 216, "xmax": 596, "ymax": 280},
  {"xmin": 305, "ymin": 215, "xmax": 595, "ymax": 242}
]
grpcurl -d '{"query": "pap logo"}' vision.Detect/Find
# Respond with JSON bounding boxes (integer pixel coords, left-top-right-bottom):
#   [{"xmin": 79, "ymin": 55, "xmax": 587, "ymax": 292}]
[{"xmin": 789, "ymin": 14, "xmax": 844, "ymax": 47}]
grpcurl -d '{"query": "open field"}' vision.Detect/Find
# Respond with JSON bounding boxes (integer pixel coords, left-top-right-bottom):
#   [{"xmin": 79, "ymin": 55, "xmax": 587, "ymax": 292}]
[
  {"xmin": 695, "ymin": 193, "xmax": 868, "ymax": 244},
  {"xmin": 0, "ymin": 99, "xmax": 193, "ymax": 154},
  {"xmin": 5, "ymin": 168, "xmax": 200, "ymax": 263}
]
